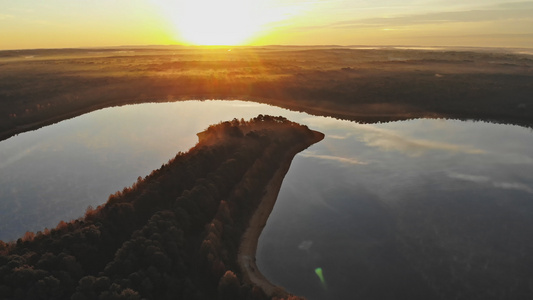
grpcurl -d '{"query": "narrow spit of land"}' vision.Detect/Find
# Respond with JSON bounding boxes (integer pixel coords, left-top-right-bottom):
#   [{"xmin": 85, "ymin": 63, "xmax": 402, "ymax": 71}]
[
  {"xmin": 0, "ymin": 115, "xmax": 323, "ymax": 300},
  {"xmin": 238, "ymin": 130, "xmax": 324, "ymax": 298}
]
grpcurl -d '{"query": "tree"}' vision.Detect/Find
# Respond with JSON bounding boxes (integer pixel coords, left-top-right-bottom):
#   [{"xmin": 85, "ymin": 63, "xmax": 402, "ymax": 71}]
[{"xmin": 217, "ymin": 270, "xmax": 241, "ymax": 300}]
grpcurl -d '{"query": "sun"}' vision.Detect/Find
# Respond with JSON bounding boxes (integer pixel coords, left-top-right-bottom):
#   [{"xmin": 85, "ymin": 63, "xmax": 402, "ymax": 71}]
[
  {"xmin": 155, "ymin": 0, "xmax": 306, "ymax": 46},
  {"xmin": 170, "ymin": 0, "xmax": 266, "ymax": 45}
]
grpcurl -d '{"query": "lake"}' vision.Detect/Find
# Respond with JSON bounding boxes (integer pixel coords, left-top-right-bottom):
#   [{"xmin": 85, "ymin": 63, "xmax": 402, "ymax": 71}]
[{"xmin": 1, "ymin": 100, "xmax": 532, "ymax": 299}]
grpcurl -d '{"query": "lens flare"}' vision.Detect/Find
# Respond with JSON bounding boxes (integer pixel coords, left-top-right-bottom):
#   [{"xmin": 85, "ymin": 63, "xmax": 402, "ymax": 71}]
[{"xmin": 315, "ymin": 267, "xmax": 327, "ymax": 289}]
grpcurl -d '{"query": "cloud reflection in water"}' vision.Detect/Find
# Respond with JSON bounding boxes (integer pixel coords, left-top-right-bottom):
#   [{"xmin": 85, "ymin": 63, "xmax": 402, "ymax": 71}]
[
  {"xmin": 448, "ymin": 171, "xmax": 533, "ymax": 194},
  {"xmin": 300, "ymin": 151, "xmax": 368, "ymax": 165},
  {"xmin": 356, "ymin": 126, "xmax": 486, "ymax": 157}
]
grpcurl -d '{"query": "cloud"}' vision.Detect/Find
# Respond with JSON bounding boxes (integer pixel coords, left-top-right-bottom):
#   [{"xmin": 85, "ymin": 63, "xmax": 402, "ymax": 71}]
[
  {"xmin": 327, "ymin": 2, "xmax": 533, "ymax": 29},
  {"xmin": 492, "ymin": 152, "xmax": 533, "ymax": 165},
  {"xmin": 0, "ymin": 14, "xmax": 14, "ymax": 21},
  {"xmin": 448, "ymin": 172, "xmax": 491, "ymax": 183},
  {"xmin": 298, "ymin": 240, "xmax": 313, "ymax": 251},
  {"xmin": 448, "ymin": 172, "xmax": 533, "ymax": 194},
  {"xmin": 300, "ymin": 152, "xmax": 368, "ymax": 165},
  {"xmin": 299, "ymin": 119, "xmax": 487, "ymax": 157},
  {"xmin": 0, "ymin": 144, "xmax": 41, "ymax": 170},
  {"xmin": 496, "ymin": 1, "xmax": 533, "ymax": 9},
  {"xmin": 357, "ymin": 126, "xmax": 486, "ymax": 157},
  {"xmin": 327, "ymin": 134, "xmax": 349, "ymax": 140},
  {"xmin": 493, "ymin": 182, "xmax": 533, "ymax": 194}
]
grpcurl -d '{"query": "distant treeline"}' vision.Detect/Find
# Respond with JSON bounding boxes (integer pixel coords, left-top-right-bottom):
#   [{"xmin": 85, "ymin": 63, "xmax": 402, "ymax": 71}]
[
  {"xmin": 0, "ymin": 115, "xmax": 320, "ymax": 300},
  {"xmin": 1, "ymin": 47, "xmax": 532, "ymax": 142}
]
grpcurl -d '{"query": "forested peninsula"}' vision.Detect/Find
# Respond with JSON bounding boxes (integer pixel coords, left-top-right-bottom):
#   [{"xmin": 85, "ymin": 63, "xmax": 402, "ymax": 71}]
[{"xmin": 0, "ymin": 115, "xmax": 323, "ymax": 300}]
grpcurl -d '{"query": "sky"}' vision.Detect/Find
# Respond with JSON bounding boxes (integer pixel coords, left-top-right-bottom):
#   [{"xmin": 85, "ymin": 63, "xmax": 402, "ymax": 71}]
[{"xmin": 1, "ymin": 0, "xmax": 533, "ymax": 49}]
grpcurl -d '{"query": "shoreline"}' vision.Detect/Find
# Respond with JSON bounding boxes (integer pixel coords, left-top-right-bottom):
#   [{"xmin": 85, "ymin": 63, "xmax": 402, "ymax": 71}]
[
  {"xmin": 237, "ymin": 130, "xmax": 324, "ymax": 298},
  {"xmin": 2, "ymin": 46, "xmax": 532, "ymax": 142},
  {"xmin": 0, "ymin": 96, "xmax": 421, "ymax": 143},
  {"xmin": 3, "ymin": 95, "xmax": 532, "ymax": 144}
]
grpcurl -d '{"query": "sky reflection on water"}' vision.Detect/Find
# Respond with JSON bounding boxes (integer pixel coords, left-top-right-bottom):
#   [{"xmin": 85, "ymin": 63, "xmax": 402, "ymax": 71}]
[
  {"xmin": 0, "ymin": 101, "xmax": 294, "ymax": 240},
  {"xmin": 0, "ymin": 100, "xmax": 532, "ymax": 299},
  {"xmin": 257, "ymin": 115, "xmax": 533, "ymax": 299}
]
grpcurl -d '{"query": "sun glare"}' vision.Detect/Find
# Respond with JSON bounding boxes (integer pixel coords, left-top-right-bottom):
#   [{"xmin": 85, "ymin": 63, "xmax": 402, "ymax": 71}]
[
  {"xmin": 180, "ymin": 0, "xmax": 257, "ymax": 45},
  {"xmin": 157, "ymin": 0, "xmax": 304, "ymax": 46}
]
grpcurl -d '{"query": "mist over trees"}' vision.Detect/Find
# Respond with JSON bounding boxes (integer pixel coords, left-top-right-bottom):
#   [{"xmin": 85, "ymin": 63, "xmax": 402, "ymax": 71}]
[
  {"xmin": 0, "ymin": 115, "xmax": 321, "ymax": 300},
  {"xmin": 1, "ymin": 47, "xmax": 532, "ymax": 142}
]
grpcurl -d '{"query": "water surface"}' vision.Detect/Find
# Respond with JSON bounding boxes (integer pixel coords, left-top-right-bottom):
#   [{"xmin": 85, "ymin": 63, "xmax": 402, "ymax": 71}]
[
  {"xmin": 258, "ymin": 117, "xmax": 533, "ymax": 299},
  {"xmin": 1, "ymin": 100, "xmax": 532, "ymax": 299},
  {"xmin": 0, "ymin": 101, "xmax": 295, "ymax": 240}
]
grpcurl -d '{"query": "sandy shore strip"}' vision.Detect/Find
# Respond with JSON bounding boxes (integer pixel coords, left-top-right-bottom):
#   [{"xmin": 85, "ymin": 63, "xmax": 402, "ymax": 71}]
[{"xmin": 237, "ymin": 131, "xmax": 324, "ymax": 298}]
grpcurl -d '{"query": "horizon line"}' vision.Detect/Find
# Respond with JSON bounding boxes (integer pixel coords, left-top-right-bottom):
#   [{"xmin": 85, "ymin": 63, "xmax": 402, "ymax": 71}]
[{"xmin": 2, "ymin": 43, "xmax": 533, "ymax": 52}]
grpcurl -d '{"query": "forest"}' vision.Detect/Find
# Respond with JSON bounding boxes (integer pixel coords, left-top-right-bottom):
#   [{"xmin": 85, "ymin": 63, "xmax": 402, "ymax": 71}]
[
  {"xmin": 0, "ymin": 115, "xmax": 323, "ymax": 300},
  {"xmin": 1, "ymin": 46, "xmax": 533, "ymax": 142}
]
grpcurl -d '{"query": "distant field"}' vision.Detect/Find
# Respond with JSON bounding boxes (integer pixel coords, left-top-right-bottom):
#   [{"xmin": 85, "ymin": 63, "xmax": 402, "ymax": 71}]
[{"xmin": 1, "ymin": 46, "xmax": 532, "ymax": 140}]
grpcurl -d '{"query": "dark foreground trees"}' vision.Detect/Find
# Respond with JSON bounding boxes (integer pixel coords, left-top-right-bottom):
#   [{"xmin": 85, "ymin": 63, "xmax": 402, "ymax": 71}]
[{"xmin": 0, "ymin": 115, "xmax": 322, "ymax": 300}]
